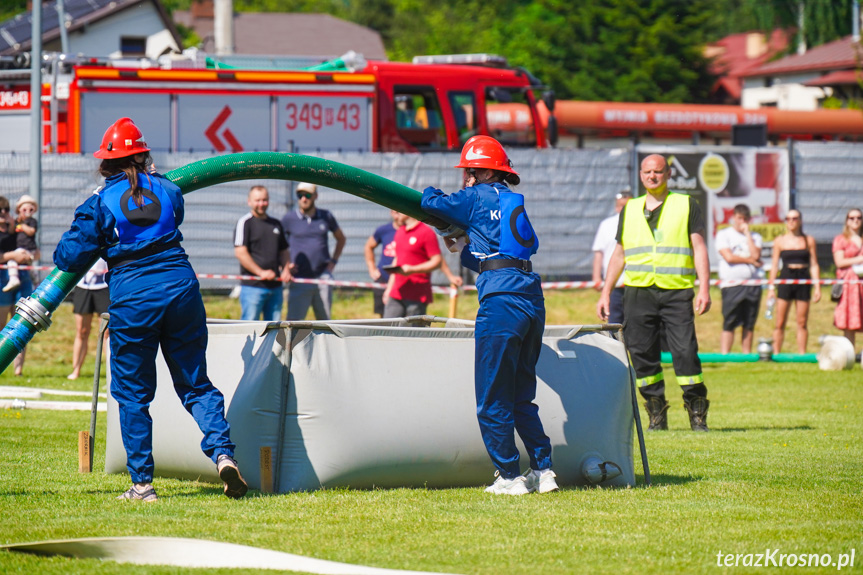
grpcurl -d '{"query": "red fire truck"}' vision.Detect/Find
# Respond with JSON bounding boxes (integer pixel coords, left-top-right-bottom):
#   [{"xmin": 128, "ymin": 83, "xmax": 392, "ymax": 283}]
[{"xmin": 0, "ymin": 52, "xmax": 556, "ymax": 154}]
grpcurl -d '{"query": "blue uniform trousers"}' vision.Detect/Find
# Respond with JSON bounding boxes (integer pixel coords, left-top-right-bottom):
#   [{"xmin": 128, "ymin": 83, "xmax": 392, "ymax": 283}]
[
  {"xmin": 109, "ymin": 278, "xmax": 235, "ymax": 483},
  {"xmin": 475, "ymin": 292, "xmax": 552, "ymax": 479}
]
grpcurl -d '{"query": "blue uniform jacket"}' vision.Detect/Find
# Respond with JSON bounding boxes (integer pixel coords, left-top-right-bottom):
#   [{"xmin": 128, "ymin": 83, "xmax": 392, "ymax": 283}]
[
  {"xmin": 422, "ymin": 182, "xmax": 543, "ymax": 301},
  {"xmin": 54, "ymin": 172, "xmax": 196, "ymax": 300}
]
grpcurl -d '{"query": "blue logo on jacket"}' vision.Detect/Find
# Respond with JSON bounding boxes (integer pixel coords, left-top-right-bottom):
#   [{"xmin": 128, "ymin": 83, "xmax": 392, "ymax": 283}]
[{"xmin": 499, "ymin": 191, "xmax": 538, "ymax": 258}]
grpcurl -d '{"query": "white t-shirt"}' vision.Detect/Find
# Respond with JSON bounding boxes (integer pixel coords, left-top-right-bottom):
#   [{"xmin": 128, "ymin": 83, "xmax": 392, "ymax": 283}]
[
  {"xmin": 76, "ymin": 258, "xmax": 109, "ymax": 290},
  {"xmin": 715, "ymin": 226, "xmax": 763, "ymax": 286},
  {"xmin": 592, "ymin": 213, "xmax": 623, "ymax": 287}
]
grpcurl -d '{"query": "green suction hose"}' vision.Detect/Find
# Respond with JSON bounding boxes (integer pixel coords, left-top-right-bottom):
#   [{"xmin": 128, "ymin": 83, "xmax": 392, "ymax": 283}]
[
  {"xmin": 0, "ymin": 152, "xmax": 439, "ymax": 374},
  {"xmin": 164, "ymin": 152, "xmax": 444, "ymax": 227},
  {"xmin": 659, "ymin": 352, "xmax": 818, "ymax": 364}
]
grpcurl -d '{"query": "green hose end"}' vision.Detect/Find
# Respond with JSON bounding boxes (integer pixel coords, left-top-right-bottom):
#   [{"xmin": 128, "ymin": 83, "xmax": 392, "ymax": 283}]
[
  {"xmin": 660, "ymin": 352, "xmax": 760, "ymax": 363},
  {"xmin": 771, "ymin": 353, "xmax": 818, "ymax": 363}
]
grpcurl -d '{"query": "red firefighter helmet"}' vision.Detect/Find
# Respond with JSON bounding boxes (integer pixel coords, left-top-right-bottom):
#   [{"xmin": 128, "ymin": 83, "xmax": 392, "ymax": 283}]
[
  {"xmin": 94, "ymin": 117, "xmax": 150, "ymax": 159},
  {"xmin": 454, "ymin": 135, "xmax": 518, "ymax": 175}
]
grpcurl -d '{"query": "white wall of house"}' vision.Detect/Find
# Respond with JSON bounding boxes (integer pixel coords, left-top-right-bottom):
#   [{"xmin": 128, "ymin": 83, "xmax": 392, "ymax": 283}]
[
  {"xmin": 43, "ymin": 2, "xmax": 179, "ymax": 59},
  {"xmin": 742, "ymin": 75, "xmax": 827, "ymax": 110}
]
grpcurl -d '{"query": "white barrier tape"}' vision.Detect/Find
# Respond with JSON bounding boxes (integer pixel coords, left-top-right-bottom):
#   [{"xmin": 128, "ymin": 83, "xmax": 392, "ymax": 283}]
[
  {"xmin": 0, "ymin": 399, "xmax": 107, "ymax": 411},
  {"xmin": 0, "ymin": 264, "xmax": 54, "ymax": 271},
  {"xmin": 1, "ymin": 537, "xmax": 462, "ymax": 574},
  {"xmin": 545, "ymin": 278, "xmax": 855, "ymax": 289},
  {"xmin": 0, "ymin": 385, "xmax": 106, "ymax": 399},
  {"xmin": 200, "ymin": 274, "xmax": 855, "ymax": 290},
  {"xmin": 3, "ymin": 265, "xmax": 854, "ymax": 291}
]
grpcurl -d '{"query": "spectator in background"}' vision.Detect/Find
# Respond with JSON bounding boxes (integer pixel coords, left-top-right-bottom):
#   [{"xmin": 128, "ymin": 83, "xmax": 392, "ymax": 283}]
[
  {"xmin": 768, "ymin": 209, "xmax": 821, "ymax": 354},
  {"xmin": 597, "ymin": 154, "xmax": 712, "ymax": 432},
  {"xmin": 2, "ymin": 195, "xmax": 39, "ymax": 293},
  {"xmin": 234, "ymin": 185, "xmax": 291, "ymax": 321},
  {"xmin": 67, "ymin": 258, "xmax": 110, "ymax": 380},
  {"xmin": 832, "ymin": 208, "xmax": 863, "ymax": 347},
  {"xmin": 716, "ymin": 204, "xmax": 763, "ymax": 354},
  {"xmin": 0, "ymin": 195, "xmax": 34, "ymax": 376},
  {"xmin": 383, "ymin": 213, "xmax": 443, "ymax": 318},
  {"xmin": 591, "ymin": 188, "xmax": 632, "ymax": 324},
  {"xmin": 282, "ymin": 183, "xmax": 346, "ymax": 321},
  {"xmin": 365, "ymin": 210, "xmax": 399, "ymax": 317}
]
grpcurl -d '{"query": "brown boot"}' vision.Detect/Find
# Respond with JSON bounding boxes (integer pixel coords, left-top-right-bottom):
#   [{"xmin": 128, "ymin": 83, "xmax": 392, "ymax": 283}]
[
  {"xmin": 643, "ymin": 397, "xmax": 669, "ymax": 431},
  {"xmin": 683, "ymin": 397, "xmax": 710, "ymax": 432}
]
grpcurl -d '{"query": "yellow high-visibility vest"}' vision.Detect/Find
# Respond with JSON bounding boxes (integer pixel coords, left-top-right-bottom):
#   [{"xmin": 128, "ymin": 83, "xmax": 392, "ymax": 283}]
[{"xmin": 621, "ymin": 193, "xmax": 695, "ymax": 289}]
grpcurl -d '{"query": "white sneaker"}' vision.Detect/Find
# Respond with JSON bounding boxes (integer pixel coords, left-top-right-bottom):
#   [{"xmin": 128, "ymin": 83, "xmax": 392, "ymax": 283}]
[
  {"xmin": 525, "ymin": 468, "xmax": 560, "ymax": 493},
  {"xmin": 2, "ymin": 277, "xmax": 20, "ymax": 293},
  {"xmin": 484, "ymin": 471, "xmax": 531, "ymax": 495}
]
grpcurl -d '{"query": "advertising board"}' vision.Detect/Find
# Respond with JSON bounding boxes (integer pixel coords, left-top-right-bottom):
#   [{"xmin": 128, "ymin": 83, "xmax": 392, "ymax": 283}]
[{"xmin": 638, "ymin": 146, "xmax": 790, "ymax": 269}]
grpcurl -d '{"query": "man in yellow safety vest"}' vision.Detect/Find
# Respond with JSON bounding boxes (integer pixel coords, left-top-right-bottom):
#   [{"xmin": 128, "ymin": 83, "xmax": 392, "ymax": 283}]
[{"xmin": 596, "ymin": 154, "xmax": 712, "ymax": 431}]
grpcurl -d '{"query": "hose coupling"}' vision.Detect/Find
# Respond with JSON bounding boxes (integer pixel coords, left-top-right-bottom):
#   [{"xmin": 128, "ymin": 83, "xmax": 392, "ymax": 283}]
[{"xmin": 15, "ymin": 296, "xmax": 53, "ymax": 332}]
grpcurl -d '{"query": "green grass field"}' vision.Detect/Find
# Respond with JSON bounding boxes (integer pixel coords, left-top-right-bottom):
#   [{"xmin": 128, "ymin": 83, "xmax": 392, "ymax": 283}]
[{"xmin": 1, "ymin": 289, "xmax": 861, "ymax": 574}]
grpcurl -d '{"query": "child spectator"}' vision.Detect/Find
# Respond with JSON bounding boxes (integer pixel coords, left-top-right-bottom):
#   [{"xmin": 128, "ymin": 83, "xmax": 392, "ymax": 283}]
[{"xmin": 3, "ymin": 195, "xmax": 39, "ymax": 293}]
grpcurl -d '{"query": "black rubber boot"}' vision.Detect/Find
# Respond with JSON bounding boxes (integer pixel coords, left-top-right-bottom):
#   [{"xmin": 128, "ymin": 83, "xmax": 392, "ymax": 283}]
[
  {"xmin": 683, "ymin": 397, "xmax": 710, "ymax": 432},
  {"xmin": 643, "ymin": 397, "xmax": 670, "ymax": 431}
]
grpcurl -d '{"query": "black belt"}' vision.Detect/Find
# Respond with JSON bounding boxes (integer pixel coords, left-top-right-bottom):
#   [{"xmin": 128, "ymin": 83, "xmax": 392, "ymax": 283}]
[
  {"xmin": 478, "ymin": 258, "xmax": 532, "ymax": 273},
  {"xmin": 107, "ymin": 241, "xmax": 181, "ymax": 269}
]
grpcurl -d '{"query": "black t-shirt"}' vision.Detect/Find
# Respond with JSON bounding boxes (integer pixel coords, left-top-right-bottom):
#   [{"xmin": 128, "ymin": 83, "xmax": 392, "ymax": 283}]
[
  {"xmin": 15, "ymin": 217, "xmax": 38, "ymax": 252},
  {"xmin": 0, "ymin": 224, "xmax": 15, "ymax": 253},
  {"xmin": 615, "ymin": 194, "xmax": 705, "ymax": 243},
  {"xmin": 234, "ymin": 213, "xmax": 288, "ymax": 288}
]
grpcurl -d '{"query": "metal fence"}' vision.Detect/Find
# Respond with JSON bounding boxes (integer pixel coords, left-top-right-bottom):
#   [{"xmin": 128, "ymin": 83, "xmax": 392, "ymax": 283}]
[
  {"xmin": 0, "ymin": 141, "xmax": 856, "ymax": 290},
  {"xmin": 792, "ymin": 141, "xmax": 863, "ymax": 244}
]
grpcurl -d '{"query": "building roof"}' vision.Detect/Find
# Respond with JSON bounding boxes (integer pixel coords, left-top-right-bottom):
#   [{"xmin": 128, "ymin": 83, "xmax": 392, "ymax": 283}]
[
  {"xmin": 0, "ymin": 0, "xmax": 183, "ymax": 56},
  {"xmin": 174, "ymin": 11, "xmax": 387, "ymax": 60},
  {"xmin": 706, "ymin": 30, "xmax": 789, "ymax": 100},
  {"xmin": 803, "ymin": 69, "xmax": 862, "ymax": 86},
  {"xmin": 743, "ymin": 35, "xmax": 861, "ymax": 77}
]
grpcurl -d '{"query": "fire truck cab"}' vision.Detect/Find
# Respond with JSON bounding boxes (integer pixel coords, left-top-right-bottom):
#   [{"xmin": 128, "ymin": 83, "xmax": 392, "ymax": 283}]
[{"xmin": 373, "ymin": 54, "xmax": 554, "ymax": 152}]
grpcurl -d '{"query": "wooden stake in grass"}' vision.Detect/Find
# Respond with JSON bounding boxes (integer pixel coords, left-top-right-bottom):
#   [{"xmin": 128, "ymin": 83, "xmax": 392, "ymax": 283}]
[
  {"xmin": 78, "ymin": 431, "xmax": 90, "ymax": 473},
  {"xmin": 260, "ymin": 446, "xmax": 273, "ymax": 493},
  {"xmin": 448, "ymin": 285, "xmax": 459, "ymax": 318}
]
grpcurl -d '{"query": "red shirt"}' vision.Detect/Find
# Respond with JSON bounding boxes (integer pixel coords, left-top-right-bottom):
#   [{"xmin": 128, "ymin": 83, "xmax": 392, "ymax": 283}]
[{"xmin": 391, "ymin": 221, "xmax": 440, "ymax": 303}]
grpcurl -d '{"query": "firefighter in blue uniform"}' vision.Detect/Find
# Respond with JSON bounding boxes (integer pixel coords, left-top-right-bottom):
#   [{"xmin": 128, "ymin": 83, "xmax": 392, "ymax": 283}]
[
  {"xmin": 54, "ymin": 118, "xmax": 247, "ymax": 502},
  {"xmin": 422, "ymin": 135, "xmax": 559, "ymax": 495}
]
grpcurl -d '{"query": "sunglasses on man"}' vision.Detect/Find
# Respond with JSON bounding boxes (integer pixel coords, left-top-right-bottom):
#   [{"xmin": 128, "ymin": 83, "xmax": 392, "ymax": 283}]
[{"xmin": 297, "ymin": 192, "xmax": 314, "ymax": 199}]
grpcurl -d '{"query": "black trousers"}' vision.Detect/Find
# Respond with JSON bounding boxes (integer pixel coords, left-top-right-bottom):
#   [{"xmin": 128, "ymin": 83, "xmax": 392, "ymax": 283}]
[{"xmin": 623, "ymin": 286, "xmax": 705, "ymax": 399}]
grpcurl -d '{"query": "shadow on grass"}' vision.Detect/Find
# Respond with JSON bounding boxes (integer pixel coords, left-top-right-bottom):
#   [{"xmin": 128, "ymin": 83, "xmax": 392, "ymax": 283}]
[
  {"xmin": 709, "ymin": 425, "xmax": 814, "ymax": 432},
  {"xmin": 640, "ymin": 473, "xmax": 702, "ymax": 487}
]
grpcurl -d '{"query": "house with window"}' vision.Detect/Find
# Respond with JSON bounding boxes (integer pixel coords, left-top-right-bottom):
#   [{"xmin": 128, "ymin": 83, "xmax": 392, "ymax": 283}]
[
  {"xmin": 0, "ymin": 0, "xmax": 183, "ymax": 59},
  {"xmin": 705, "ymin": 30, "xmax": 789, "ymax": 106},
  {"xmin": 740, "ymin": 35, "xmax": 863, "ymax": 110}
]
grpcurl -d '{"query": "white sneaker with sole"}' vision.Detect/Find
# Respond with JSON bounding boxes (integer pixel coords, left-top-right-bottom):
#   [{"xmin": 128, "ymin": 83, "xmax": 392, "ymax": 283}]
[
  {"xmin": 217, "ymin": 454, "xmax": 248, "ymax": 499},
  {"xmin": 117, "ymin": 483, "xmax": 158, "ymax": 502},
  {"xmin": 525, "ymin": 468, "xmax": 560, "ymax": 493},
  {"xmin": 484, "ymin": 471, "xmax": 531, "ymax": 495}
]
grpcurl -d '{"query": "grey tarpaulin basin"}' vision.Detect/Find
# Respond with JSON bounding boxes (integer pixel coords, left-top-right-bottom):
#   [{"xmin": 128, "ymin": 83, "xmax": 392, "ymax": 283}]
[{"xmin": 102, "ymin": 316, "xmax": 638, "ymax": 492}]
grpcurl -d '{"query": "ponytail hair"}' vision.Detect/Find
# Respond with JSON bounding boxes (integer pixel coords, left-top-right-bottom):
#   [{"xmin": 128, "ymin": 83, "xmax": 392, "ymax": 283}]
[
  {"xmin": 98, "ymin": 153, "xmax": 153, "ymax": 207},
  {"xmin": 476, "ymin": 168, "xmax": 520, "ymax": 187},
  {"xmin": 501, "ymin": 171, "xmax": 520, "ymax": 187}
]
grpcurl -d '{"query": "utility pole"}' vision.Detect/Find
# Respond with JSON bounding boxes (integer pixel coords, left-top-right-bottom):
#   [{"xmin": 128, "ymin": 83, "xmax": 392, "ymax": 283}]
[
  {"xmin": 29, "ymin": 0, "xmax": 42, "ymax": 266},
  {"xmin": 796, "ymin": 1, "xmax": 806, "ymax": 55},
  {"xmin": 57, "ymin": 0, "xmax": 69, "ymax": 53}
]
